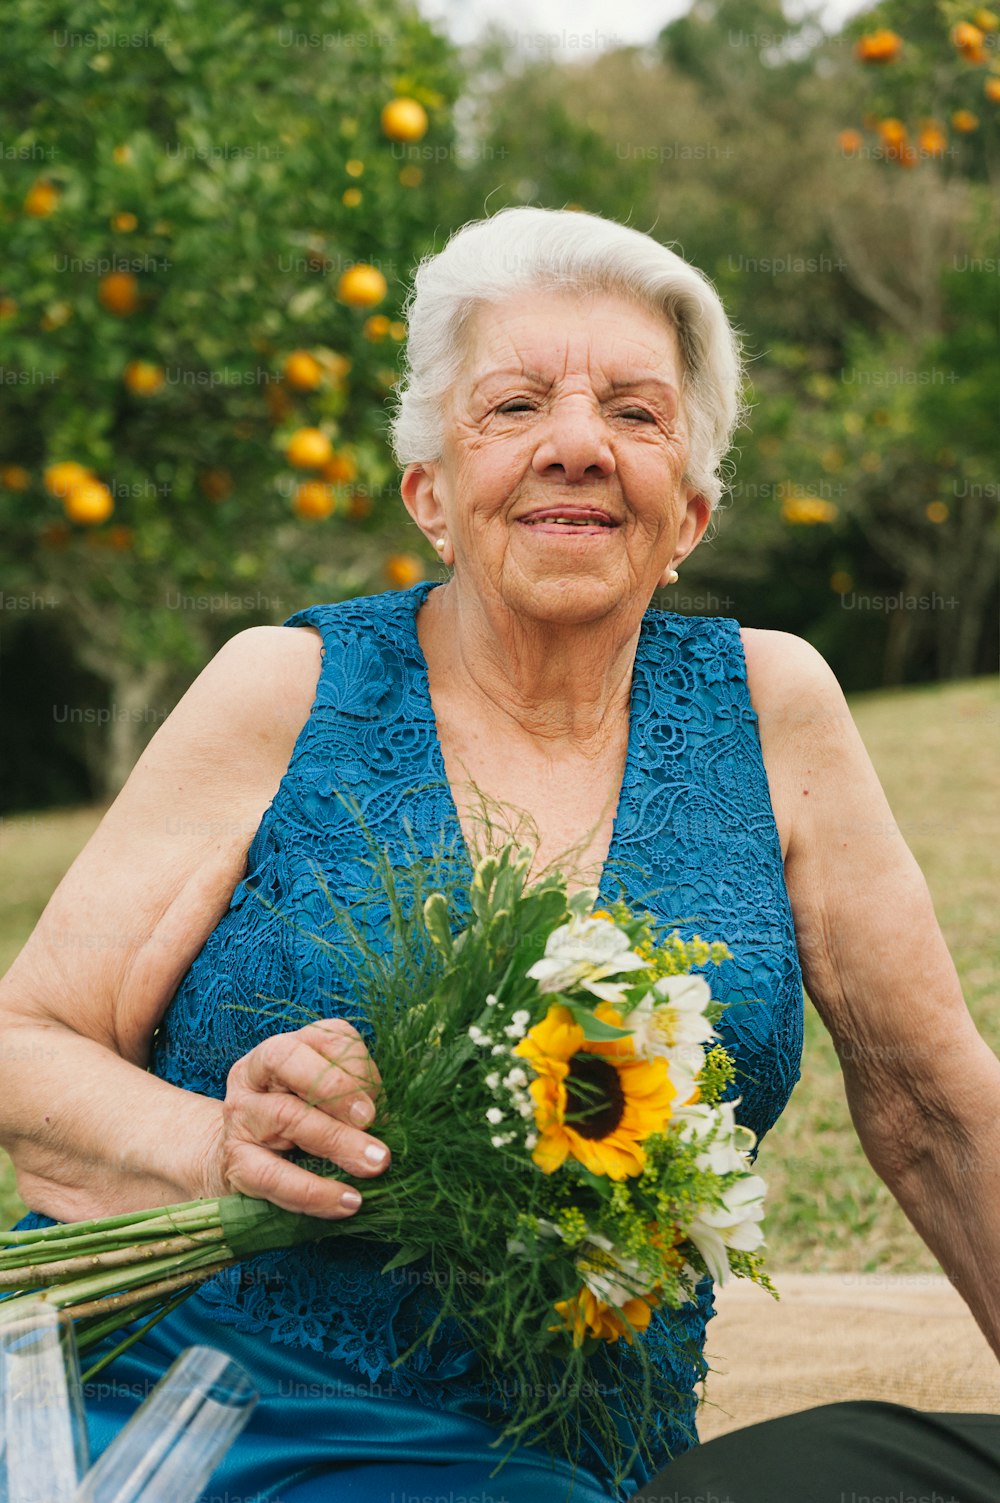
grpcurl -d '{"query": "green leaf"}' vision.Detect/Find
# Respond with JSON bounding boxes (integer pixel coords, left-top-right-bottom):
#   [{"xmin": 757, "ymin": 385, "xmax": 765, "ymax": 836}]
[
  {"xmin": 561, "ymin": 1003, "xmax": 632, "ymax": 1042},
  {"xmin": 380, "ymin": 1244, "xmax": 426, "ymax": 1274}
]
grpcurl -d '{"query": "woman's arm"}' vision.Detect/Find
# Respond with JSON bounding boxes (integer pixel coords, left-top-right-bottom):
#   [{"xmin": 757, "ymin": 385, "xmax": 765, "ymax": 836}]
[
  {"xmin": 0, "ymin": 624, "xmax": 388, "ymax": 1223},
  {"xmin": 744, "ymin": 629, "xmax": 1000, "ymax": 1359}
]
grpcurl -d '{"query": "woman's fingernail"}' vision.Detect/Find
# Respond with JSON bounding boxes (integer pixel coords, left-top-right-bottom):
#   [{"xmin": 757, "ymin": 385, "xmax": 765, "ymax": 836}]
[
  {"xmin": 364, "ymin": 1143, "xmax": 388, "ymax": 1166},
  {"xmin": 341, "ymin": 1188, "xmax": 362, "ymax": 1210},
  {"xmin": 350, "ymin": 1099, "xmax": 375, "ymax": 1127}
]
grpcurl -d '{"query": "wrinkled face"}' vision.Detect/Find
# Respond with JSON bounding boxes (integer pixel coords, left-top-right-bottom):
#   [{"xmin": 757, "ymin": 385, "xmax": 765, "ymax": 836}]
[{"xmin": 404, "ymin": 287, "xmax": 710, "ymax": 623}]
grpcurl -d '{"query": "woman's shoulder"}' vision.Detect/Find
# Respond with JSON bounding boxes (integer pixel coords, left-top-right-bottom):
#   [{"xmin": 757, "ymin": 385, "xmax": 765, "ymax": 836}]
[
  {"xmin": 738, "ymin": 626, "xmax": 846, "ymax": 724},
  {"xmin": 154, "ymin": 623, "xmax": 325, "ymax": 786}
]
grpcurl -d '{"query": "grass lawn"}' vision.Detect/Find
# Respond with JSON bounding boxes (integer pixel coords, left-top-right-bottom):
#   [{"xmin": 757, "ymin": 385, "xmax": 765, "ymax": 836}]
[{"xmin": 1, "ymin": 677, "xmax": 997, "ymax": 1270}]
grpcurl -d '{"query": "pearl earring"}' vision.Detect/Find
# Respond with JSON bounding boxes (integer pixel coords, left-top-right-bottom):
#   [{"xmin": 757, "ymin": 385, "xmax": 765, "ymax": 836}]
[
  {"xmin": 435, "ymin": 538, "xmax": 446, "ymax": 550},
  {"xmin": 665, "ymin": 568, "xmax": 679, "ymax": 585}
]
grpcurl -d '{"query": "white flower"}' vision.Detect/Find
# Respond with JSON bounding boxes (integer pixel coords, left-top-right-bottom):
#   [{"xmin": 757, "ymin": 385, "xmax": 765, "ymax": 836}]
[
  {"xmin": 485, "ymin": 993, "xmax": 499, "ymax": 1007},
  {"xmin": 486, "ymin": 1107, "xmax": 505, "ymax": 1125},
  {"xmin": 485, "ymin": 1072, "xmax": 500, "ymax": 1091},
  {"xmin": 671, "ymin": 1100, "xmax": 766, "ymax": 1285},
  {"xmin": 503, "ymin": 1019, "xmax": 528, "ymax": 1039},
  {"xmin": 577, "ymin": 1232, "xmax": 655, "ymax": 1307},
  {"xmin": 673, "ymin": 1100, "xmax": 758, "ymax": 1176},
  {"xmin": 507, "ymin": 1216, "xmax": 560, "ymax": 1256},
  {"xmin": 626, "ymin": 975, "xmax": 718, "ymax": 1103},
  {"xmin": 504, "ymin": 1067, "xmax": 528, "ymax": 1089},
  {"xmin": 467, "ymin": 1025, "xmax": 492, "ymax": 1047},
  {"xmin": 526, "ymin": 915, "xmax": 650, "ymax": 1004},
  {"xmin": 524, "ymin": 1131, "xmax": 538, "ymax": 1150},
  {"xmin": 512, "ymin": 1009, "xmax": 530, "ymax": 1026},
  {"xmin": 685, "ymin": 1176, "xmax": 767, "ymax": 1285},
  {"xmin": 490, "ymin": 1043, "xmax": 507, "ymax": 1056}
]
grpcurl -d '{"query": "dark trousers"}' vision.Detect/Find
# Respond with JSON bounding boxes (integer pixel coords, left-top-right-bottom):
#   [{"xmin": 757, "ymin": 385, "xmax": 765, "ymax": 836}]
[{"xmin": 631, "ymin": 1401, "xmax": 1000, "ymax": 1503}]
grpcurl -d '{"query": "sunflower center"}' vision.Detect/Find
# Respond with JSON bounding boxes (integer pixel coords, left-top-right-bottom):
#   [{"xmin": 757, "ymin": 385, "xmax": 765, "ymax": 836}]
[{"xmin": 564, "ymin": 1055, "xmax": 625, "ymax": 1139}]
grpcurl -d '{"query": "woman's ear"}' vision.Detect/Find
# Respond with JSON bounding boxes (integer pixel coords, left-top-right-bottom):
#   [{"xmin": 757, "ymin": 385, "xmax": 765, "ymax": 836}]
[
  {"xmin": 400, "ymin": 463, "xmax": 445, "ymax": 541},
  {"xmin": 657, "ymin": 491, "xmax": 712, "ymax": 589},
  {"xmin": 674, "ymin": 490, "xmax": 712, "ymax": 566}
]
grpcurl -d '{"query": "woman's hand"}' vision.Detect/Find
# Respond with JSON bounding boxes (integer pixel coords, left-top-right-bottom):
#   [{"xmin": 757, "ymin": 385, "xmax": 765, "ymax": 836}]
[{"xmin": 201, "ymin": 1019, "xmax": 390, "ymax": 1219}]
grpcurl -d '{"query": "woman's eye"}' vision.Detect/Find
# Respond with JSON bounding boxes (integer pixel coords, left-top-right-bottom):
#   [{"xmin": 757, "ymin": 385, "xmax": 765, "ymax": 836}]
[
  {"xmin": 617, "ymin": 407, "xmax": 654, "ymax": 422},
  {"xmin": 497, "ymin": 399, "xmax": 535, "ymax": 414}
]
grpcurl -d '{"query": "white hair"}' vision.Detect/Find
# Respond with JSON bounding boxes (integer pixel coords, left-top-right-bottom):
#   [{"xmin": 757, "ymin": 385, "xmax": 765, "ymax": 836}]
[{"xmin": 389, "ymin": 206, "xmax": 746, "ymax": 511}]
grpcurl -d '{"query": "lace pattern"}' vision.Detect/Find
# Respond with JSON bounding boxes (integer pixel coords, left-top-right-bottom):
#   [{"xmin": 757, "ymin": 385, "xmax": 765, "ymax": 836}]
[{"xmin": 29, "ymin": 582, "xmax": 803, "ymax": 1491}]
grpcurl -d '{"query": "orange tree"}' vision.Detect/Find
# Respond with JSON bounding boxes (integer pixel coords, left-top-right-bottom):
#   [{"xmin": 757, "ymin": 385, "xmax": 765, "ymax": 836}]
[
  {"xmin": 842, "ymin": 0, "xmax": 1000, "ymax": 175},
  {"xmin": 0, "ymin": 0, "xmax": 463, "ymax": 793}
]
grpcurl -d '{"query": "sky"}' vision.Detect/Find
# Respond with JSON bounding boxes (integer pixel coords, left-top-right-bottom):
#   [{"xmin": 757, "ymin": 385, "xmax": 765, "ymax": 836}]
[{"xmin": 415, "ymin": 0, "xmax": 874, "ymax": 52}]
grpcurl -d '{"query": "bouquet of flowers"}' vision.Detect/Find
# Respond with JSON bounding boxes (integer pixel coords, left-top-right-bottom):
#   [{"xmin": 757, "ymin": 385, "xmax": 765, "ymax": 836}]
[{"xmin": 0, "ymin": 815, "xmax": 773, "ymax": 1484}]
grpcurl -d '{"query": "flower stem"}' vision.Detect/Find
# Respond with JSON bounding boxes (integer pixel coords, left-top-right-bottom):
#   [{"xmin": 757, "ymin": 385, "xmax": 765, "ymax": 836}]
[
  {"xmin": 0, "ymin": 1228, "xmax": 228, "ymax": 1289},
  {"xmin": 77, "ymin": 1286, "xmax": 198, "ymax": 1382}
]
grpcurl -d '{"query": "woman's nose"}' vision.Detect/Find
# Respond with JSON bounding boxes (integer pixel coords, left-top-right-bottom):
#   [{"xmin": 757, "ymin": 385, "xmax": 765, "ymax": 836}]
[{"xmin": 531, "ymin": 397, "xmax": 616, "ymax": 483}]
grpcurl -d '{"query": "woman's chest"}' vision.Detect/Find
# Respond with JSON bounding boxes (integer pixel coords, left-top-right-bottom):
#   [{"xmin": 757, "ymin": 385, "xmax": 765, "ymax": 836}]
[{"xmin": 431, "ymin": 707, "xmax": 631, "ymax": 895}]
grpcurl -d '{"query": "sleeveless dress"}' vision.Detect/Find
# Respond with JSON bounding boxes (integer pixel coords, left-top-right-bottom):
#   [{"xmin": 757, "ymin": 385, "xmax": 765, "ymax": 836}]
[{"xmin": 15, "ymin": 580, "xmax": 804, "ymax": 1501}]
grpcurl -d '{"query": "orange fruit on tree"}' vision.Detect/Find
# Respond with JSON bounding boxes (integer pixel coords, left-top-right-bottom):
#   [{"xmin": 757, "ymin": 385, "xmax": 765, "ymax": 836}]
[
  {"xmin": 99, "ymin": 271, "xmax": 140, "ymax": 315},
  {"xmin": 363, "ymin": 313, "xmax": 391, "ymax": 341},
  {"xmin": 23, "ymin": 180, "xmax": 59, "ymax": 216},
  {"xmin": 322, "ymin": 452, "xmax": 358, "ymax": 484},
  {"xmin": 877, "ymin": 118, "xmax": 907, "ymax": 147},
  {"xmin": 1, "ymin": 465, "xmax": 30, "ymax": 490},
  {"xmin": 283, "ymin": 350, "xmax": 324, "ymax": 391},
  {"xmin": 342, "ymin": 188, "xmax": 362, "ymax": 207},
  {"xmin": 286, "ymin": 427, "xmax": 333, "ymax": 468},
  {"xmin": 336, "ymin": 264, "xmax": 388, "ymax": 308},
  {"xmin": 293, "ymin": 481, "xmax": 336, "ymax": 520},
  {"xmin": 266, "ymin": 385, "xmax": 294, "ymax": 424},
  {"xmin": 64, "ymin": 479, "xmax": 113, "ymax": 525},
  {"xmin": 918, "ymin": 123, "xmax": 948, "ymax": 156},
  {"xmin": 385, "ymin": 553, "xmax": 423, "ymax": 588},
  {"xmin": 399, "ymin": 165, "xmax": 423, "ymax": 187},
  {"xmin": 952, "ymin": 21, "xmax": 984, "ymax": 53},
  {"xmin": 112, "ymin": 144, "xmax": 133, "ymax": 164},
  {"xmin": 952, "ymin": 109, "xmax": 980, "ymax": 132},
  {"xmin": 44, "ymin": 460, "xmax": 94, "ymax": 497},
  {"xmin": 985, "ymin": 77, "xmax": 1000, "ymax": 102},
  {"xmin": 123, "ymin": 360, "xmax": 164, "ymax": 395},
  {"xmin": 974, "ymin": 7, "xmax": 999, "ymax": 27},
  {"xmin": 106, "ymin": 524, "xmax": 134, "ymax": 551},
  {"xmin": 112, "ymin": 212, "xmax": 138, "ymax": 232},
  {"xmin": 854, "ymin": 29, "xmax": 903, "ymax": 63},
  {"xmin": 198, "ymin": 468, "xmax": 234, "ymax": 501},
  {"xmin": 315, "ymin": 350, "xmax": 351, "ymax": 384},
  {"xmin": 838, "ymin": 129, "xmax": 864, "ymax": 154},
  {"xmin": 380, "ymin": 97, "xmax": 429, "ymax": 143}
]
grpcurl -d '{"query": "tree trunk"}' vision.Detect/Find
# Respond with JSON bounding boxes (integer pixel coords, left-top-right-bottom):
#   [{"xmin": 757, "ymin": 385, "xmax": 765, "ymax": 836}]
[{"xmin": 100, "ymin": 661, "xmax": 173, "ymax": 798}]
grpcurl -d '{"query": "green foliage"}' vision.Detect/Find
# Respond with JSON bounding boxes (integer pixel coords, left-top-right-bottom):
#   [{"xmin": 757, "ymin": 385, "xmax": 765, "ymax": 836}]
[
  {"xmin": 1, "ymin": 0, "xmax": 464, "ymax": 686},
  {"xmin": 1, "ymin": 0, "xmax": 997, "ymax": 810},
  {"xmin": 450, "ymin": 2, "xmax": 998, "ymax": 688}
]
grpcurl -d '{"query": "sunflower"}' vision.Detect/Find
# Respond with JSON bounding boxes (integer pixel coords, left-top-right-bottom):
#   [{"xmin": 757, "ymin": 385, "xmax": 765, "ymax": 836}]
[
  {"xmin": 550, "ymin": 1284, "xmax": 660, "ymax": 1347},
  {"xmin": 513, "ymin": 1004, "xmax": 676, "ymax": 1179}
]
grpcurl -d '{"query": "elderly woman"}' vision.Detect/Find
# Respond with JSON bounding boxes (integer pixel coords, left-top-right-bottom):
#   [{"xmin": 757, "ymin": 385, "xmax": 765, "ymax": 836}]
[{"xmin": 1, "ymin": 207, "xmax": 998, "ymax": 1502}]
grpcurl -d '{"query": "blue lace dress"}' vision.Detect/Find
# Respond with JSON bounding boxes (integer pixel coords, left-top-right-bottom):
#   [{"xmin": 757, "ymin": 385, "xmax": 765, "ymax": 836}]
[{"xmin": 16, "ymin": 580, "xmax": 803, "ymax": 1501}]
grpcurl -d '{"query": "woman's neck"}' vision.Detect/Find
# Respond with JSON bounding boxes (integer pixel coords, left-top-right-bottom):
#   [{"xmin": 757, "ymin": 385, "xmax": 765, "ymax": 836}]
[{"xmin": 416, "ymin": 579, "xmax": 642, "ymax": 754}]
